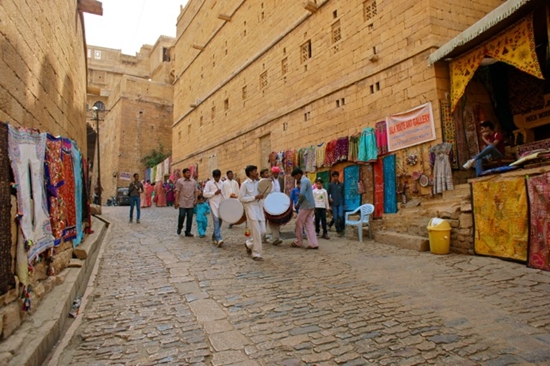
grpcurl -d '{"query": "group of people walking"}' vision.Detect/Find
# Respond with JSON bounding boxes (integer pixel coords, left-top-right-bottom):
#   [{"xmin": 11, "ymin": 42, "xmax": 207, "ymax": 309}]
[{"xmin": 127, "ymin": 165, "xmax": 347, "ymax": 262}]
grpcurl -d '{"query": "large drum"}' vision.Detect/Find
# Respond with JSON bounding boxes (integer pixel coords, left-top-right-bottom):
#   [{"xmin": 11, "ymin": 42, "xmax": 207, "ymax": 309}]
[
  {"xmin": 264, "ymin": 192, "xmax": 293, "ymax": 226},
  {"xmin": 219, "ymin": 198, "xmax": 246, "ymax": 225}
]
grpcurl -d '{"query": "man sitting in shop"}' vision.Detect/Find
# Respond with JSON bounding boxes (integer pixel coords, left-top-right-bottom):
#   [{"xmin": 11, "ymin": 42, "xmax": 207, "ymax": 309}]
[{"xmin": 463, "ymin": 120, "xmax": 505, "ymax": 176}]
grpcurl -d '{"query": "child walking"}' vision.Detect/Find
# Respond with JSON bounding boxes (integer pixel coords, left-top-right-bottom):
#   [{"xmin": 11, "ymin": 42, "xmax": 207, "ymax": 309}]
[
  {"xmin": 313, "ymin": 178, "xmax": 330, "ymax": 239},
  {"xmin": 194, "ymin": 194, "xmax": 210, "ymax": 238}
]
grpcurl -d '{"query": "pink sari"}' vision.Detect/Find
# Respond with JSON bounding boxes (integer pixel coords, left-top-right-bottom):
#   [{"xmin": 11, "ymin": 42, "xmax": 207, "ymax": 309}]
[
  {"xmin": 154, "ymin": 181, "xmax": 167, "ymax": 207},
  {"xmin": 145, "ymin": 183, "xmax": 154, "ymax": 207}
]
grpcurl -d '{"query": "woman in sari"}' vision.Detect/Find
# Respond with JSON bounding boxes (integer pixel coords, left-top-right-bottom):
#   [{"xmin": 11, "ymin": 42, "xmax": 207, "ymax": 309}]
[
  {"xmin": 140, "ymin": 180, "xmax": 147, "ymax": 207},
  {"xmin": 144, "ymin": 180, "xmax": 154, "ymax": 207},
  {"xmin": 154, "ymin": 180, "xmax": 167, "ymax": 207}
]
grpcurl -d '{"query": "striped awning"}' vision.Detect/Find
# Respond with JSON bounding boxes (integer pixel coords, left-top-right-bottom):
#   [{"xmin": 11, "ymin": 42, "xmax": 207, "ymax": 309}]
[{"xmin": 428, "ymin": 0, "xmax": 538, "ymax": 65}]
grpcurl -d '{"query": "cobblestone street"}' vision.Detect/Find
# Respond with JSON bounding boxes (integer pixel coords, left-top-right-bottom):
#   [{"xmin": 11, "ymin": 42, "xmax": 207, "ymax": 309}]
[{"xmin": 53, "ymin": 206, "xmax": 550, "ymax": 365}]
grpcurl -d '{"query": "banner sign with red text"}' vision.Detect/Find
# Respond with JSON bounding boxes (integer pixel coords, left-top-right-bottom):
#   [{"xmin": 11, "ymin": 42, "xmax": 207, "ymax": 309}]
[{"xmin": 386, "ymin": 102, "xmax": 436, "ymax": 152}]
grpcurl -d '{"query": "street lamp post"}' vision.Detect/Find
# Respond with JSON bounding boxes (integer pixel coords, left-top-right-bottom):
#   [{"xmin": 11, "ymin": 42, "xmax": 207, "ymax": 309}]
[{"xmin": 92, "ymin": 106, "xmax": 102, "ymax": 206}]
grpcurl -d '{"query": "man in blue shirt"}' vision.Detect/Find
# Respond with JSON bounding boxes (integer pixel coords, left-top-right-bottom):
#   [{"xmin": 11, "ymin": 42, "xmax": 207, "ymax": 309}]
[
  {"xmin": 327, "ymin": 171, "xmax": 345, "ymax": 237},
  {"xmin": 290, "ymin": 168, "xmax": 319, "ymax": 249}
]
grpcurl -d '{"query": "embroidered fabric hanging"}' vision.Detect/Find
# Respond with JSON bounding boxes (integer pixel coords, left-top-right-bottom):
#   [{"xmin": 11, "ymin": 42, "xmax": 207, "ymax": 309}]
[
  {"xmin": 315, "ymin": 142, "xmax": 326, "ymax": 169},
  {"xmin": 8, "ymin": 125, "xmax": 55, "ymax": 264},
  {"xmin": 324, "ymin": 139, "xmax": 338, "ymax": 167},
  {"xmin": 375, "ymin": 121, "xmax": 389, "ymax": 156},
  {"xmin": 45, "ymin": 134, "xmax": 66, "ymax": 245},
  {"xmin": 348, "ymin": 134, "xmax": 360, "ymax": 162},
  {"xmin": 335, "ymin": 137, "xmax": 349, "ymax": 163},
  {"xmin": 358, "ymin": 127, "xmax": 378, "ymax": 162},
  {"xmin": 70, "ymin": 141, "xmax": 84, "ymax": 246},
  {"xmin": 0, "ymin": 122, "xmax": 14, "ymax": 292},
  {"xmin": 430, "ymin": 143, "xmax": 454, "ymax": 194},
  {"xmin": 61, "ymin": 138, "xmax": 77, "ymax": 241}
]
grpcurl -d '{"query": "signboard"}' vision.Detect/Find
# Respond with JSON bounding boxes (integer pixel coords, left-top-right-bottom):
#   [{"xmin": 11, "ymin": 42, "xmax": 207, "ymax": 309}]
[
  {"xmin": 513, "ymin": 94, "xmax": 550, "ymax": 129},
  {"xmin": 386, "ymin": 102, "xmax": 436, "ymax": 152},
  {"xmin": 119, "ymin": 172, "xmax": 132, "ymax": 181}
]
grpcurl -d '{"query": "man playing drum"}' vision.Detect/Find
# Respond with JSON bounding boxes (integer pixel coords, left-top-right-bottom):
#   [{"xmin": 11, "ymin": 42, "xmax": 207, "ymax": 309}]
[
  {"xmin": 203, "ymin": 169, "xmax": 226, "ymax": 247},
  {"xmin": 222, "ymin": 170, "xmax": 240, "ymax": 228},
  {"xmin": 240, "ymin": 165, "xmax": 266, "ymax": 261},
  {"xmin": 268, "ymin": 166, "xmax": 285, "ymax": 245}
]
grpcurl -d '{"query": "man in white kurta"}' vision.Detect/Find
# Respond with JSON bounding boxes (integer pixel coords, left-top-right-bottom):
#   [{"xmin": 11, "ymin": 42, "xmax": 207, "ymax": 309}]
[
  {"xmin": 268, "ymin": 166, "xmax": 285, "ymax": 245},
  {"xmin": 240, "ymin": 165, "xmax": 266, "ymax": 261},
  {"xmin": 202, "ymin": 169, "xmax": 226, "ymax": 247},
  {"xmin": 222, "ymin": 170, "xmax": 240, "ymax": 228}
]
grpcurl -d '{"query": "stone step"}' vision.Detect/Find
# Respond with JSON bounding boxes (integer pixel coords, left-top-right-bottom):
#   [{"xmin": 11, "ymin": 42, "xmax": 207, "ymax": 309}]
[
  {"xmin": 421, "ymin": 198, "xmax": 463, "ymax": 210},
  {"xmin": 442, "ymin": 184, "xmax": 471, "ymax": 200},
  {"xmin": 373, "ymin": 230, "xmax": 430, "ymax": 252}
]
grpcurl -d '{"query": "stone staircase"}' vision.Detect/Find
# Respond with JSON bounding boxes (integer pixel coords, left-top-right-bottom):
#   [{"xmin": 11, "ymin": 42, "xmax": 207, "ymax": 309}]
[{"xmin": 367, "ymin": 183, "xmax": 473, "ymax": 253}]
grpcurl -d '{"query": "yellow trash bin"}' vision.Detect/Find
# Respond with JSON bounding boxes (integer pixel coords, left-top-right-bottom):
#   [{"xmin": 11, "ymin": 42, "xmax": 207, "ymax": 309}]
[{"xmin": 427, "ymin": 218, "xmax": 451, "ymax": 255}]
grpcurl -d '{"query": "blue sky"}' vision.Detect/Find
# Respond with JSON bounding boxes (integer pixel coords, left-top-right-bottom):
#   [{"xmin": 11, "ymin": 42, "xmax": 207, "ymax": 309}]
[{"xmin": 84, "ymin": 0, "xmax": 188, "ymax": 55}]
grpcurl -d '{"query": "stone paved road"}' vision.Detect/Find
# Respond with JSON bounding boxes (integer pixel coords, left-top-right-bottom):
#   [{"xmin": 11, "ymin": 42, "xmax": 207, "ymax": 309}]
[{"xmin": 54, "ymin": 206, "xmax": 550, "ymax": 365}]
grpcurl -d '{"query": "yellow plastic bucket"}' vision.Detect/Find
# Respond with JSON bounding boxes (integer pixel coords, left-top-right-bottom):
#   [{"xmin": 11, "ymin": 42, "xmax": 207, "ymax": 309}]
[{"xmin": 427, "ymin": 218, "xmax": 451, "ymax": 255}]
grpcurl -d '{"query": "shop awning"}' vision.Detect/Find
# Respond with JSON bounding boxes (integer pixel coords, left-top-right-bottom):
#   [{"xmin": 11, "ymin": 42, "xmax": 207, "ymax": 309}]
[{"xmin": 428, "ymin": 0, "xmax": 539, "ymax": 65}]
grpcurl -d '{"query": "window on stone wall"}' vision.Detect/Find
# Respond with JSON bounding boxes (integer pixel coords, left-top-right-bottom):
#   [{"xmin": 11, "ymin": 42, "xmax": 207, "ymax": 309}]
[
  {"xmin": 260, "ymin": 71, "xmax": 268, "ymax": 90},
  {"xmin": 94, "ymin": 50, "xmax": 102, "ymax": 60},
  {"xmin": 332, "ymin": 21, "xmax": 342, "ymax": 44},
  {"xmin": 87, "ymin": 49, "xmax": 92, "ymax": 58},
  {"xmin": 281, "ymin": 58, "xmax": 288, "ymax": 75},
  {"xmin": 363, "ymin": 0, "xmax": 377, "ymax": 21},
  {"xmin": 188, "ymin": 124, "xmax": 191, "ymax": 135},
  {"xmin": 224, "ymin": 98, "xmax": 229, "ymax": 111},
  {"xmin": 242, "ymin": 85, "xmax": 248, "ymax": 100},
  {"xmin": 301, "ymin": 40, "xmax": 312, "ymax": 63},
  {"xmin": 163, "ymin": 47, "xmax": 170, "ymax": 62},
  {"xmin": 211, "ymin": 105, "xmax": 216, "ymax": 120}
]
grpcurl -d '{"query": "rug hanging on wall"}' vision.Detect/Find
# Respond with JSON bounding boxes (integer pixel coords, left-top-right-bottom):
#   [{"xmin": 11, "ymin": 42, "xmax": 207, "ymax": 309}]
[
  {"xmin": 373, "ymin": 160, "xmax": 384, "ymax": 218},
  {"xmin": 0, "ymin": 123, "xmax": 14, "ymax": 294},
  {"xmin": 383, "ymin": 155, "xmax": 397, "ymax": 214},
  {"xmin": 472, "ymin": 178, "xmax": 528, "ymax": 261},
  {"xmin": 344, "ymin": 165, "xmax": 361, "ymax": 212},
  {"xmin": 526, "ymin": 173, "xmax": 550, "ymax": 271}
]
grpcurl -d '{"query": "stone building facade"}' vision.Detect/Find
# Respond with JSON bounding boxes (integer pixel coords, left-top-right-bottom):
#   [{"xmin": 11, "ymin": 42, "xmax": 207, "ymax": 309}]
[
  {"xmin": 86, "ymin": 37, "xmax": 174, "ymax": 203},
  {"xmin": 170, "ymin": 0, "xmax": 503, "ymax": 180}
]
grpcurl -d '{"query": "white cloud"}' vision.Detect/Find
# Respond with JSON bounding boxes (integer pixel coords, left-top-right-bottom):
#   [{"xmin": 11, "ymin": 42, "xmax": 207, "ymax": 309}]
[{"xmin": 84, "ymin": 0, "xmax": 188, "ymax": 55}]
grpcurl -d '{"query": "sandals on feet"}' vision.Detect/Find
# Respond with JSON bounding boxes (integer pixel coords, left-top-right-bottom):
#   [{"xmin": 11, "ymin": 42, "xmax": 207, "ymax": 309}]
[
  {"xmin": 244, "ymin": 243, "xmax": 252, "ymax": 255},
  {"xmin": 305, "ymin": 246, "xmax": 319, "ymax": 250},
  {"xmin": 290, "ymin": 242, "xmax": 301, "ymax": 248},
  {"xmin": 252, "ymin": 256, "xmax": 264, "ymax": 261}
]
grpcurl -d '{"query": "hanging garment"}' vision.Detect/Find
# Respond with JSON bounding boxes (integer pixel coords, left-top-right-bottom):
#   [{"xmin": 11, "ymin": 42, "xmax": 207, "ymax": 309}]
[
  {"xmin": 383, "ymin": 155, "xmax": 397, "ymax": 214},
  {"xmin": 348, "ymin": 135, "xmax": 359, "ymax": 162},
  {"xmin": 430, "ymin": 143, "xmax": 454, "ymax": 194},
  {"xmin": 306, "ymin": 145, "xmax": 316, "ymax": 172},
  {"xmin": 8, "ymin": 125, "xmax": 55, "ymax": 262},
  {"xmin": 375, "ymin": 121, "xmax": 389, "ymax": 156},
  {"xmin": 526, "ymin": 173, "xmax": 550, "ymax": 271},
  {"xmin": 81, "ymin": 156, "xmax": 92, "ymax": 233},
  {"xmin": 335, "ymin": 137, "xmax": 349, "ymax": 163},
  {"xmin": 61, "ymin": 138, "xmax": 77, "ymax": 241},
  {"xmin": 324, "ymin": 140, "xmax": 338, "ymax": 167},
  {"xmin": 315, "ymin": 142, "xmax": 326, "ymax": 168},
  {"xmin": 358, "ymin": 127, "xmax": 378, "ymax": 162},
  {"xmin": 45, "ymin": 134, "xmax": 66, "ymax": 245},
  {"xmin": 71, "ymin": 141, "xmax": 84, "ymax": 246},
  {"xmin": 373, "ymin": 160, "xmax": 384, "ymax": 218}
]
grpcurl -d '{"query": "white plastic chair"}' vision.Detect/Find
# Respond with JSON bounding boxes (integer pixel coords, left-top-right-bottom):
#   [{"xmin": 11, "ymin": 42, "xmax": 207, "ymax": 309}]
[{"xmin": 345, "ymin": 204, "xmax": 375, "ymax": 242}]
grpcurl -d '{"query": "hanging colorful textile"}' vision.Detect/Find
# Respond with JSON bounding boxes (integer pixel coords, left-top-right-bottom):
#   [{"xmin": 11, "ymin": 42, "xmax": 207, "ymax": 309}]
[
  {"xmin": 373, "ymin": 160, "xmax": 384, "ymax": 218},
  {"xmin": 348, "ymin": 134, "xmax": 359, "ymax": 162},
  {"xmin": 526, "ymin": 173, "xmax": 550, "ymax": 271},
  {"xmin": 0, "ymin": 123, "xmax": 14, "ymax": 293},
  {"xmin": 358, "ymin": 127, "xmax": 378, "ymax": 162},
  {"xmin": 472, "ymin": 178, "xmax": 528, "ymax": 261},
  {"xmin": 440, "ymin": 100, "xmax": 459, "ymax": 169},
  {"xmin": 71, "ymin": 142, "xmax": 84, "ymax": 246},
  {"xmin": 61, "ymin": 138, "xmax": 77, "ymax": 241},
  {"xmin": 450, "ymin": 13, "xmax": 544, "ymax": 111},
  {"xmin": 316, "ymin": 170, "xmax": 330, "ymax": 190},
  {"xmin": 82, "ymin": 156, "xmax": 92, "ymax": 233},
  {"xmin": 284, "ymin": 174, "xmax": 296, "ymax": 196},
  {"xmin": 375, "ymin": 121, "xmax": 388, "ymax": 156},
  {"xmin": 429, "ymin": 143, "xmax": 454, "ymax": 194},
  {"xmin": 335, "ymin": 137, "xmax": 349, "ymax": 163},
  {"xmin": 306, "ymin": 145, "xmax": 316, "ymax": 172},
  {"xmin": 383, "ymin": 155, "xmax": 397, "ymax": 214},
  {"xmin": 283, "ymin": 150, "xmax": 295, "ymax": 176},
  {"xmin": 324, "ymin": 140, "xmax": 338, "ymax": 167},
  {"xmin": 268, "ymin": 151, "xmax": 277, "ymax": 167},
  {"xmin": 344, "ymin": 165, "xmax": 361, "ymax": 212},
  {"xmin": 8, "ymin": 125, "xmax": 55, "ymax": 262},
  {"xmin": 360, "ymin": 164, "xmax": 374, "ymax": 205},
  {"xmin": 45, "ymin": 134, "xmax": 66, "ymax": 245}
]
